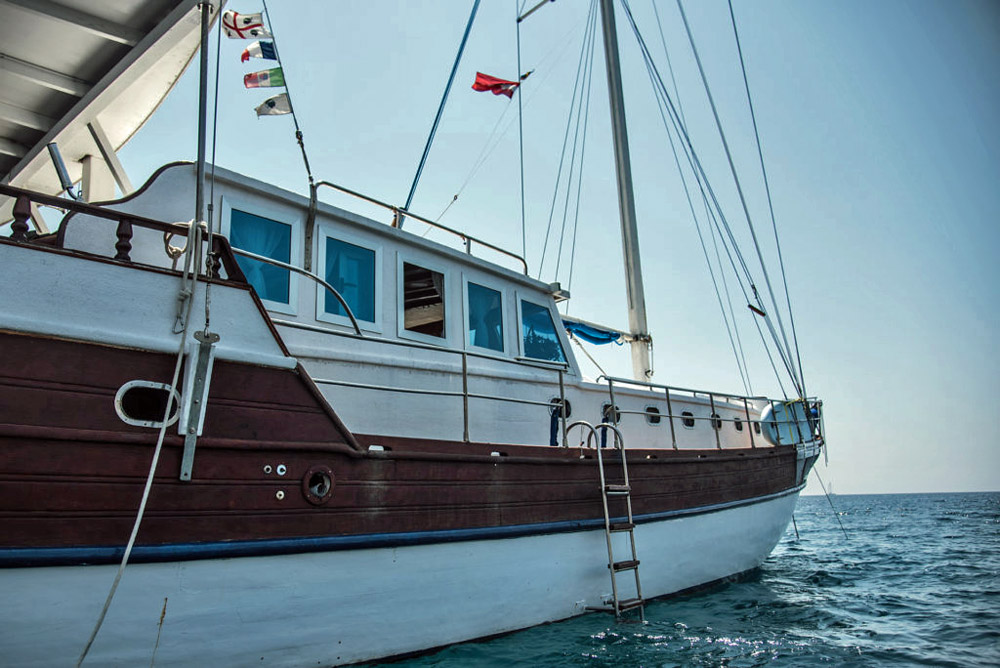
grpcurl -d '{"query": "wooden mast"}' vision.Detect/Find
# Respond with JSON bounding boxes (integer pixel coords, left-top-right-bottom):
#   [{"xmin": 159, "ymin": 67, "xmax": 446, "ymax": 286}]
[{"xmin": 598, "ymin": 0, "xmax": 652, "ymax": 380}]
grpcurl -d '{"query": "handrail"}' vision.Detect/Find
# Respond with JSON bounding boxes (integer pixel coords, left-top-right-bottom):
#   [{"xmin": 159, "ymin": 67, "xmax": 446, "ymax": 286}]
[
  {"xmin": 229, "ymin": 247, "xmax": 363, "ymax": 336},
  {"xmin": 310, "ymin": 179, "xmax": 529, "ymax": 275}
]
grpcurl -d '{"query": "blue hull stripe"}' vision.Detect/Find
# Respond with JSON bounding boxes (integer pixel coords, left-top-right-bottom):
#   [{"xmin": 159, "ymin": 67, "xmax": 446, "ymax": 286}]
[{"xmin": 0, "ymin": 485, "xmax": 803, "ymax": 568}]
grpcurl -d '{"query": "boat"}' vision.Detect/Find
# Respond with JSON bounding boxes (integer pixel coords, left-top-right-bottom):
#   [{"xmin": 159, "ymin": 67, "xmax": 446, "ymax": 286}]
[{"xmin": 0, "ymin": 1, "xmax": 824, "ymax": 665}]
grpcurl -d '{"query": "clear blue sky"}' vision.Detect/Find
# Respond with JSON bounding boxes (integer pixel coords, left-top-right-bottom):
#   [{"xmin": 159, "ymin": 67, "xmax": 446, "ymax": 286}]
[{"xmin": 119, "ymin": 0, "xmax": 1000, "ymax": 495}]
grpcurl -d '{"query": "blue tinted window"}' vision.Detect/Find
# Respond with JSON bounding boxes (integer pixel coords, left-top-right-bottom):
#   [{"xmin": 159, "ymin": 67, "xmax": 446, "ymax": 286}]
[
  {"xmin": 467, "ymin": 283, "xmax": 503, "ymax": 352},
  {"xmin": 230, "ymin": 209, "xmax": 291, "ymax": 303},
  {"xmin": 324, "ymin": 238, "xmax": 375, "ymax": 322},
  {"xmin": 521, "ymin": 300, "xmax": 566, "ymax": 362}
]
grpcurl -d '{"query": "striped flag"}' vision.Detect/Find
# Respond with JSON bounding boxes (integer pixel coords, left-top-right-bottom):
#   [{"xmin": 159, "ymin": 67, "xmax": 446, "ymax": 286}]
[
  {"xmin": 255, "ymin": 93, "xmax": 291, "ymax": 117},
  {"xmin": 241, "ymin": 40, "xmax": 277, "ymax": 62},
  {"xmin": 244, "ymin": 68, "xmax": 285, "ymax": 89},
  {"xmin": 222, "ymin": 10, "xmax": 272, "ymax": 39}
]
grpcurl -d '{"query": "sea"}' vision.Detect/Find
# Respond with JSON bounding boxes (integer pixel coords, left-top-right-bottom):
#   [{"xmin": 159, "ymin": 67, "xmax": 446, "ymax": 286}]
[{"xmin": 377, "ymin": 492, "xmax": 999, "ymax": 667}]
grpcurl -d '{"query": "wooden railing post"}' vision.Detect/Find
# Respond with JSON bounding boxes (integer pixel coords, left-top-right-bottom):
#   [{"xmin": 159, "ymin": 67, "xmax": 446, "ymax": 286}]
[
  {"xmin": 11, "ymin": 196, "xmax": 30, "ymax": 242},
  {"xmin": 114, "ymin": 218, "xmax": 133, "ymax": 261}
]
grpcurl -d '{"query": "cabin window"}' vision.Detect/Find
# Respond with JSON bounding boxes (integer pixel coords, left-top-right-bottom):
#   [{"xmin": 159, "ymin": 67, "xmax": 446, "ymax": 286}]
[
  {"xmin": 402, "ymin": 262, "xmax": 445, "ymax": 338},
  {"xmin": 734, "ymin": 417, "xmax": 744, "ymax": 431},
  {"xmin": 645, "ymin": 406, "xmax": 661, "ymax": 425},
  {"xmin": 322, "ymin": 237, "xmax": 376, "ymax": 323},
  {"xmin": 711, "ymin": 413, "xmax": 722, "ymax": 430},
  {"xmin": 466, "ymin": 282, "xmax": 504, "ymax": 352},
  {"xmin": 230, "ymin": 209, "xmax": 291, "ymax": 304},
  {"xmin": 681, "ymin": 411, "xmax": 695, "ymax": 428},
  {"xmin": 520, "ymin": 300, "xmax": 566, "ymax": 363}
]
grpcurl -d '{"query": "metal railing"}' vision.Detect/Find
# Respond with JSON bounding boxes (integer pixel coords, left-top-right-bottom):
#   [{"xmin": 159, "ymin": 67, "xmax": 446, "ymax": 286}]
[
  {"xmin": 596, "ymin": 374, "xmax": 823, "ymax": 450},
  {"xmin": 309, "ymin": 179, "xmax": 529, "ymax": 275}
]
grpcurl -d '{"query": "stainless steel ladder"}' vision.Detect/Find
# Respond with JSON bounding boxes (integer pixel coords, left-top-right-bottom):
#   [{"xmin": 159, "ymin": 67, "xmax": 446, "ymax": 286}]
[{"xmin": 594, "ymin": 422, "xmax": 645, "ymax": 620}]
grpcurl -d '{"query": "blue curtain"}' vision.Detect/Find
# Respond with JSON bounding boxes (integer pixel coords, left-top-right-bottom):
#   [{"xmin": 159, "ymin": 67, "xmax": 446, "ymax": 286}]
[
  {"xmin": 324, "ymin": 237, "xmax": 375, "ymax": 322},
  {"xmin": 230, "ymin": 209, "xmax": 291, "ymax": 303}
]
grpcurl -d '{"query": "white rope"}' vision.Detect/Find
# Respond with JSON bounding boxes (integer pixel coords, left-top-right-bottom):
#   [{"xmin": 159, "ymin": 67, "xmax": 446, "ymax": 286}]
[{"xmin": 77, "ymin": 224, "xmax": 202, "ymax": 666}]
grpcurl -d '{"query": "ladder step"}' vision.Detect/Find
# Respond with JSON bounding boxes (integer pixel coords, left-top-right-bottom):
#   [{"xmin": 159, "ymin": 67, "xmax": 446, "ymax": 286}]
[
  {"xmin": 611, "ymin": 559, "xmax": 640, "ymax": 572},
  {"xmin": 617, "ymin": 597, "xmax": 645, "ymax": 611},
  {"xmin": 609, "ymin": 522, "xmax": 635, "ymax": 532},
  {"xmin": 605, "ymin": 484, "xmax": 631, "ymax": 495}
]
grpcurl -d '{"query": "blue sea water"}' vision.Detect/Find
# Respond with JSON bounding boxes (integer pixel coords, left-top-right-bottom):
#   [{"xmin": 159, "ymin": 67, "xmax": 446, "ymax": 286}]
[{"xmin": 378, "ymin": 492, "xmax": 1000, "ymax": 666}]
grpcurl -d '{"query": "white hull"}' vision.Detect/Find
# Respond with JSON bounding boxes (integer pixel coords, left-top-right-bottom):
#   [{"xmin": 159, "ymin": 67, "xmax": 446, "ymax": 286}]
[{"xmin": 2, "ymin": 489, "xmax": 800, "ymax": 667}]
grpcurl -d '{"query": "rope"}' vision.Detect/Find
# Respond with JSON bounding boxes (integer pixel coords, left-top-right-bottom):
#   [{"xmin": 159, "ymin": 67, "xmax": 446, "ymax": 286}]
[
  {"xmin": 814, "ymin": 469, "xmax": 849, "ymax": 540},
  {"xmin": 404, "ymin": 0, "xmax": 481, "ymax": 213},
  {"xmin": 728, "ymin": 0, "xmax": 806, "ymax": 399},
  {"xmin": 77, "ymin": 224, "xmax": 202, "ymax": 666},
  {"xmin": 260, "ymin": 0, "xmax": 314, "ymax": 185},
  {"xmin": 537, "ymin": 0, "xmax": 597, "ymax": 279},
  {"xmin": 569, "ymin": 332, "xmax": 607, "ymax": 377},
  {"xmin": 515, "ymin": 0, "xmax": 527, "ymax": 260},
  {"xmin": 676, "ymin": 0, "xmax": 801, "ymax": 396}
]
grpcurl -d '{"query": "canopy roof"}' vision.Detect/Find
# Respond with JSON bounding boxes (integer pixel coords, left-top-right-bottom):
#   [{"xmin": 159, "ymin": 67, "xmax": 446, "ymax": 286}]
[{"xmin": 0, "ymin": 0, "xmax": 218, "ymax": 205}]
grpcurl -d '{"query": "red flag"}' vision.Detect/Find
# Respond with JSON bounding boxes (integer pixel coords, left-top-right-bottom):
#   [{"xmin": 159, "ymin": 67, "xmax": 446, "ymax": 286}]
[{"xmin": 472, "ymin": 72, "xmax": 520, "ymax": 99}]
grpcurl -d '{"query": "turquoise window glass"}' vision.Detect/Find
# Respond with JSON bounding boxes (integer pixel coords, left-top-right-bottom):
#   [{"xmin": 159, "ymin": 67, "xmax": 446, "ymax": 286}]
[
  {"xmin": 230, "ymin": 209, "xmax": 291, "ymax": 304},
  {"xmin": 520, "ymin": 300, "xmax": 566, "ymax": 362},
  {"xmin": 467, "ymin": 282, "xmax": 503, "ymax": 352},
  {"xmin": 324, "ymin": 238, "xmax": 375, "ymax": 322}
]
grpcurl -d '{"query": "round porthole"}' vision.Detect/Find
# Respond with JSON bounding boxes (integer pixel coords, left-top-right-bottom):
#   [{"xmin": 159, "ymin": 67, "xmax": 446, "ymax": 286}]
[
  {"xmin": 549, "ymin": 397, "xmax": 572, "ymax": 418},
  {"xmin": 301, "ymin": 465, "xmax": 335, "ymax": 506},
  {"xmin": 114, "ymin": 381, "xmax": 181, "ymax": 429}
]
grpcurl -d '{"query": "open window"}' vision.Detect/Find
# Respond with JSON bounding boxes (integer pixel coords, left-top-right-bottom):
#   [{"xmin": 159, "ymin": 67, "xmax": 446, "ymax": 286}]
[
  {"xmin": 401, "ymin": 260, "xmax": 446, "ymax": 340},
  {"xmin": 466, "ymin": 281, "xmax": 504, "ymax": 352},
  {"xmin": 519, "ymin": 299, "xmax": 566, "ymax": 363},
  {"xmin": 318, "ymin": 233, "xmax": 379, "ymax": 330}
]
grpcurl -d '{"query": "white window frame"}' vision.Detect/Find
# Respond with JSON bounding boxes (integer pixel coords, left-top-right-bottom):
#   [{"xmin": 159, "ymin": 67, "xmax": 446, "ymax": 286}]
[
  {"xmin": 515, "ymin": 292, "xmax": 569, "ymax": 364},
  {"xmin": 220, "ymin": 195, "xmax": 300, "ymax": 316},
  {"xmin": 397, "ymin": 253, "xmax": 450, "ymax": 347},
  {"xmin": 462, "ymin": 275, "xmax": 507, "ymax": 356},
  {"xmin": 315, "ymin": 226, "xmax": 382, "ymax": 333}
]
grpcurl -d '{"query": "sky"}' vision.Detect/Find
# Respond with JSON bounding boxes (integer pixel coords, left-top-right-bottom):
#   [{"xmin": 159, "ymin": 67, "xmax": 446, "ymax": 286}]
[{"xmin": 116, "ymin": 0, "xmax": 1000, "ymax": 495}]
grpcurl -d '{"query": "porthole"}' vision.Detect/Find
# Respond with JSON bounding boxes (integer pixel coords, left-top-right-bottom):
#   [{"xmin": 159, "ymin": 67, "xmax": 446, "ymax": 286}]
[
  {"xmin": 644, "ymin": 406, "xmax": 661, "ymax": 425},
  {"xmin": 601, "ymin": 403, "xmax": 621, "ymax": 424},
  {"xmin": 114, "ymin": 381, "xmax": 181, "ymax": 429},
  {"xmin": 734, "ymin": 417, "xmax": 744, "ymax": 432},
  {"xmin": 681, "ymin": 411, "xmax": 695, "ymax": 429},
  {"xmin": 301, "ymin": 464, "xmax": 335, "ymax": 506},
  {"xmin": 549, "ymin": 397, "xmax": 572, "ymax": 418},
  {"xmin": 711, "ymin": 413, "xmax": 722, "ymax": 430},
  {"xmin": 753, "ymin": 421, "xmax": 761, "ymax": 435}
]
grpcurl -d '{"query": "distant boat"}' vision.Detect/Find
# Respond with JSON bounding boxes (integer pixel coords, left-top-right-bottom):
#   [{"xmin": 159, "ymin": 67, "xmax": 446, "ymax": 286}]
[{"xmin": 0, "ymin": 1, "xmax": 824, "ymax": 665}]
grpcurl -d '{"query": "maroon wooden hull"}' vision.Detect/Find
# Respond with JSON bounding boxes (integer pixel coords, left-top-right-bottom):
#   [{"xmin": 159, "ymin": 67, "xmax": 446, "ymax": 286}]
[{"xmin": 0, "ymin": 329, "xmax": 801, "ymax": 554}]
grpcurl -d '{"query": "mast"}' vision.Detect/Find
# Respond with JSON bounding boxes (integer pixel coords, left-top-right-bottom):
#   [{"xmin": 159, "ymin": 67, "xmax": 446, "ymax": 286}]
[{"xmin": 598, "ymin": 0, "xmax": 652, "ymax": 380}]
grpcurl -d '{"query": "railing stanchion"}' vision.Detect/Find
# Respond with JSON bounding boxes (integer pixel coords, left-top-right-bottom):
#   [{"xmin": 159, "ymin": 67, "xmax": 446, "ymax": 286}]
[
  {"xmin": 559, "ymin": 368, "xmax": 568, "ymax": 447},
  {"xmin": 664, "ymin": 387, "xmax": 677, "ymax": 449},
  {"xmin": 462, "ymin": 352, "xmax": 470, "ymax": 443},
  {"xmin": 743, "ymin": 397, "xmax": 755, "ymax": 448},
  {"xmin": 709, "ymin": 393, "xmax": 721, "ymax": 449}
]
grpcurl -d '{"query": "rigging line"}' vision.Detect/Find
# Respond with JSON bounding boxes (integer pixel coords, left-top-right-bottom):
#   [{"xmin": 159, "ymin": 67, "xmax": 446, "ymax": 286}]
[
  {"xmin": 675, "ymin": 0, "xmax": 801, "ymax": 393},
  {"xmin": 404, "ymin": 0, "xmax": 481, "ymax": 213},
  {"xmin": 651, "ymin": 0, "xmax": 687, "ymax": 130},
  {"xmin": 516, "ymin": 0, "xmax": 527, "ymax": 261},
  {"xmin": 709, "ymin": 204, "xmax": 753, "ymax": 395},
  {"xmin": 569, "ymin": 332, "xmax": 607, "ymax": 377},
  {"xmin": 537, "ymin": 0, "xmax": 598, "ymax": 279},
  {"xmin": 728, "ymin": 0, "xmax": 807, "ymax": 399},
  {"xmin": 619, "ymin": 1, "xmax": 757, "ymax": 298},
  {"xmin": 639, "ymin": 37, "xmax": 750, "ymax": 396},
  {"xmin": 260, "ymin": 0, "xmax": 314, "ymax": 185},
  {"xmin": 814, "ymin": 469, "xmax": 849, "ymax": 540},
  {"xmin": 553, "ymin": 7, "xmax": 597, "ymax": 282},
  {"xmin": 204, "ymin": 4, "xmax": 223, "ymax": 329},
  {"xmin": 565, "ymin": 11, "xmax": 598, "ymax": 300},
  {"xmin": 622, "ymin": 0, "xmax": 801, "ymax": 394}
]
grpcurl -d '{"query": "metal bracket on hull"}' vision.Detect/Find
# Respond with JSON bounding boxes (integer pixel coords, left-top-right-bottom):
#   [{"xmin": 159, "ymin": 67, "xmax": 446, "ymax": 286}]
[{"xmin": 179, "ymin": 329, "xmax": 219, "ymax": 481}]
